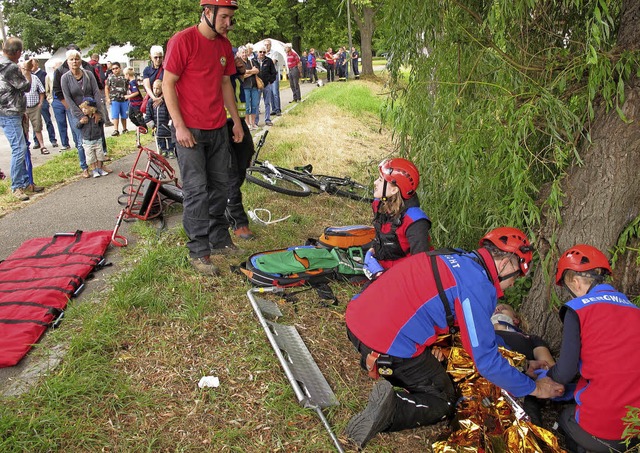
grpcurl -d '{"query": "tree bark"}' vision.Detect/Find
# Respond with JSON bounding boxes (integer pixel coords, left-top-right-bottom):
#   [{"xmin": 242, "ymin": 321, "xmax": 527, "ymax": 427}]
[
  {"xmin": 350, "ymin": 4, "xmax": 376, "ymax": 76},
  {"xmin": 520, "ymin": 0, "xmax": 640, "ymax": 352}
]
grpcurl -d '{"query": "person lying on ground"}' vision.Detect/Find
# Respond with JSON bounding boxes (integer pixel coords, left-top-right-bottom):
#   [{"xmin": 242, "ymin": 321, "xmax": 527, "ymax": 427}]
[{"xmin": 492, "ymin": 303, "xmax": 555, "ymax": 425}]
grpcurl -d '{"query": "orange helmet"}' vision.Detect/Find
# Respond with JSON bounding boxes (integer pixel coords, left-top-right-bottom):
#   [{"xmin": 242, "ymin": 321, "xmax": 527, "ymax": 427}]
[
  {"xmin": 378, "ymin": 158, "xmax": 420, "ymax": 199},
  {"xmin": 480, "ymin": 227, "xmax": 533, "ymax": 276},
  {"xmin": 200, "ymin": 0, "xmax": 238, "ymax": 7},
  {"xmin": 555, "ymin": 244, "xmax": 611, "ymax": 285}
]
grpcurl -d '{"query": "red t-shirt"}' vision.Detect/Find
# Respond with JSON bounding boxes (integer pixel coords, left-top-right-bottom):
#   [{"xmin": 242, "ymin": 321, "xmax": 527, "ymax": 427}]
[
  {"xmin": 324, "ymin": 52, "xmax": 335, "ymax": 64},
  {"xmin": 164, "ymin": 25, "xmax": 235, "ymax": 130},
  {"xmin": 287, "ymin": 51, "xmax": 300, "ymax": 69}
]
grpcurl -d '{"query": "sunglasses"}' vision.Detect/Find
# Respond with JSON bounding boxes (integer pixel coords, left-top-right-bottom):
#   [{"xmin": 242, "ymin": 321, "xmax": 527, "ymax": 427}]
[
  {"xmin": 152, "ymin": 56, "xmax": 163, "ymax": 59},
  {"xmin": 258, "ymin": 51, "xmax": 266, "ymax": 54}
]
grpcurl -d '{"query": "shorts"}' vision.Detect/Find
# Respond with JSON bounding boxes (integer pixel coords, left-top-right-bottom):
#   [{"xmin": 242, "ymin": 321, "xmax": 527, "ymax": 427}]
[
  {"xmin": 26, "ymin": 105, "xmax": 43, "ymax": 132},
  {"xmin": 83, "ymin": 139, "xmax": 105, "ymax": 165},
  {"xmin": 110, "ymin": 100, "xmax": 129, "ymax": 120}
]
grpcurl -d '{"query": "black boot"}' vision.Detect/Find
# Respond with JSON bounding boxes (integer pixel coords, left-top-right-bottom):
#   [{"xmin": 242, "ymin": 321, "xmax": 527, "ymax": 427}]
[{"xmin": 345, "ymin": 380, "xmax": 397, "ymax": 449}]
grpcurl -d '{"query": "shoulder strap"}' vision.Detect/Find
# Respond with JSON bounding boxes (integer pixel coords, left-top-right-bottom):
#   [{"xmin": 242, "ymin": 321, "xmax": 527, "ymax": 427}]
[
  {"xmin": 429, "ymin": 254, "xmax": 456, "ymax": 333},
  {"xmin": 427, "ymin": 248, "xmax": 467, "ymax": 334}
]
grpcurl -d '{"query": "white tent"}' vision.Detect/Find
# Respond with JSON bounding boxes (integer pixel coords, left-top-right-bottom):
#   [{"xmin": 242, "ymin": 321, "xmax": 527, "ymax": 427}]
[
  {"xmin": 253, "ymin": 38, "xmax": 287, "ymax": 74},
  {"xmin": 100, "ymin": 44, "xmax": 134, "ymax": 65},
  {"xmin": 43, "ymin": 44, "xmax": 135, "ymax": 75}
]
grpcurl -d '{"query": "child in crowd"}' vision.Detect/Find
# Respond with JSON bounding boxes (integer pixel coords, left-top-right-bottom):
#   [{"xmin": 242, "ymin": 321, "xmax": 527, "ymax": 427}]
[
  {"xmin": 77, "ymin": 97, "xmax": 110, "ymax": 178},
  {"xmin": 144, "ymin": 79, "xmax": 175, "ymax": 158},
  {"xmin": 125, "ymin": 67, "xmax": 143, "ymax": 117}
]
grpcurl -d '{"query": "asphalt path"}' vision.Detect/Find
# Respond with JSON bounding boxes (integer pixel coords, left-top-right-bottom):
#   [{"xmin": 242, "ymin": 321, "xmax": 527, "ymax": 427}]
[{"xmin": 0, "ymin": 79, "xmax": 320, "ymax": 395}]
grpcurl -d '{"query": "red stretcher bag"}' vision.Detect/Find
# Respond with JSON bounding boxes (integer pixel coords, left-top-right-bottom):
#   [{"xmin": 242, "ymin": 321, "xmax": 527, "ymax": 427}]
[{"xmin": 0, "ymin": 230, "xmax": 112, "ymax": 367}]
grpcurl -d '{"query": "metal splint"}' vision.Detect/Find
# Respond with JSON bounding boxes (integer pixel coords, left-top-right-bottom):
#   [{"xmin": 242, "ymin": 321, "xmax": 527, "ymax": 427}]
[{"xmin": 247, "ymin": 287, "xmax": 344, "ymax": 452}]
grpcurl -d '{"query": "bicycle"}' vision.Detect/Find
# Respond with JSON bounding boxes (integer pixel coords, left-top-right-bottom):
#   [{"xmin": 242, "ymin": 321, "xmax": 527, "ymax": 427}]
[{"xmin": 245, "ymin": 130, "xmax": 373, "ymax": 202}]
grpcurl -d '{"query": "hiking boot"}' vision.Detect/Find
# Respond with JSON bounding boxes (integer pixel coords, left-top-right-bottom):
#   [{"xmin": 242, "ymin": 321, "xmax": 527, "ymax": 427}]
[
  {"xmin": 233, "ymin": 225, "xmax": 255, "ymax": 240},
  {"xmin": 25, "ymin": 184, "xmax": 44, "ymax": 193},
  {"xmin": 12, "ymin": 188, "xmax": 30, "ymax": 201},
  {"xmin": 191, "ymin": 255, "xmax": 220, "ymax": 276},
  {"xmin": 345, "ymin": 380, "xmax": 396, "ymax": 449}
]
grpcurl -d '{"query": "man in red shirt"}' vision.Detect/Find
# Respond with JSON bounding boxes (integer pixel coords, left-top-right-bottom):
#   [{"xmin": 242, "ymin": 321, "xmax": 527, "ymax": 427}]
[
  {"xmin": 284, "ymin": 43, "xmax": 301, "ymax": 102},
  {"xmin": 324, "ymin": 47, "xmax": 335, "ymax": 82},
  {"xmin": 163, "ymin": 0, "xmax": 244, "ymax": 276}
]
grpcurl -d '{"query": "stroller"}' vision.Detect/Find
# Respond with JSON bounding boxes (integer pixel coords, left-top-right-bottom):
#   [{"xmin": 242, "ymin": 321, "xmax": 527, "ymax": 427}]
[{"xmin": 111, "ymin": 125, "xmax": 183, "ymax": 247}]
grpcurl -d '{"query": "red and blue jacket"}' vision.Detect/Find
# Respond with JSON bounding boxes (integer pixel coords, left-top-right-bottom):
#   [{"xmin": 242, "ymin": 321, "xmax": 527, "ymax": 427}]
[
  {"xmin": 345, "ymin": 248, "xmax": 537, "ymax": 397},
  {"xmin": 372, "ymin": 196, "xmax": 431, "ymax": 269},
  {"xmin": 561, "ymin": 284, "xmax": 640, "ymax": 440}
]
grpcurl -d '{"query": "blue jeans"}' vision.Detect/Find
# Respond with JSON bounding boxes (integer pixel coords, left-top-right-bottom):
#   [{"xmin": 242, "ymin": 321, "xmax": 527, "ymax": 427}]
[
  {"xmin": 0, "ymin": 115, "xmax": 30, "ymax": 191},
  {"xmin": 65, "ymin": 108, "xmax": 87, "ymax": 170},
  {"xmin": 174, "ymin": 126, "xmax": 233, "ymax": 258},
  {"xmin": 262, "ymin": 85, "xmax": 273, "ymax": 122},
  {"xmin": 271, "ymin": 75, "xmax": 281, "ymax": 113},
  {"xmin": 33, "ymin": 99, "xmax": 57, "ymax": 146},
  {"xmin": 244, "ymin": 88, "xmax": 260, "ymax": 116},
  {"xmin": 51, "ymin": 99, "xmax": 70, "ymax": 148}
]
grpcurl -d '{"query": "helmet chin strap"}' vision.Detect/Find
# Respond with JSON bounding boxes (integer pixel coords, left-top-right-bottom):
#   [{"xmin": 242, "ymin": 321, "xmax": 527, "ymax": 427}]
[
  {"xmin": 562, "ymin": 282, "xmax": 578, "ymax": 299},
  {"xmin": 498, "ymin": 269, "xmax": 520, "ymax": 282},
  {"xmin": 380, "ymin": 180, "xmax": 388, "ymax": 202},
  {"xmin": 203, "ymin": 6, "xmax": 218, "ymax": 35}
]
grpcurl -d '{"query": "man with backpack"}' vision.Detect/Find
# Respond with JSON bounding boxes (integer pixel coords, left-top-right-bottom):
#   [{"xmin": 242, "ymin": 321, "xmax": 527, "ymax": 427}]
[{"xmin": 344, "ymin": 227, "xmax": 565, "ymax": 448}]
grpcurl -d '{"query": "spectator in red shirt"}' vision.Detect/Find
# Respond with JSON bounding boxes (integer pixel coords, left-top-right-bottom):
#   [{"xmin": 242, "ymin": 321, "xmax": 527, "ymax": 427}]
[
  {"xmin": 284, "ymin": 43, "xmax": 301, "ymax": 102},
  {"xmin": 324, "ymin": 47, "xmax": 335, "ymax": 82}
]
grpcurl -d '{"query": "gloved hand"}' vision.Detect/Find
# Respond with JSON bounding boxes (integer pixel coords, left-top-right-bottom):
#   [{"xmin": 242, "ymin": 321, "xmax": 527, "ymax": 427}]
[
  {"xmin": 364, "ymin": 249, "xmax": 384, "ymax": 280},
  {"xmin": 534, "ymin": 369, "xmax": 575, "ymax": 402}
]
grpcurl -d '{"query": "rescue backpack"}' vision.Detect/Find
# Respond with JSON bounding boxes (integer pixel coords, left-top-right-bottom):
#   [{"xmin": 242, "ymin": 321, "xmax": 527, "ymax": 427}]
[
  {"xmin": 238, "ymin": 245, "xmax": 366, "ymax": 288},
  {"xmin": 316, "ymin": 225, "xmax": 375, "ymax": 250}
]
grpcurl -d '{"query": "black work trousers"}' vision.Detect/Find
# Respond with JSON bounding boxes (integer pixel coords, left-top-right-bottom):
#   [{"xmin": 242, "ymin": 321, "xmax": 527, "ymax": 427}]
[
  {"xmin": 225, "ymin": 118, "xmax": 254, "ymax": 230},
  {"xmin": 347, "ymin": 327, "xmax": 455, "ymax": 431}
]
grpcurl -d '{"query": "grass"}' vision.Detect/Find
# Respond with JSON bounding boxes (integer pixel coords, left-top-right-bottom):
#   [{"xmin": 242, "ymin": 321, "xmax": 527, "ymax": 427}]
[
  {"xmin": 1, "ymin": 79, "xmax": 449, "ymax": 452},
  {"xmin": 0, "ymin": 133, "xmax": 138, "ymax": 217}
]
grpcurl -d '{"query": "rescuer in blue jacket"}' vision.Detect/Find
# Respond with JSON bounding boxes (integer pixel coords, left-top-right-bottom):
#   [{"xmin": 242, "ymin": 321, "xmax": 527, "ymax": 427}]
[{"xmin": 345, "ymin": 227, "xmax": 565, "ymax": 448}]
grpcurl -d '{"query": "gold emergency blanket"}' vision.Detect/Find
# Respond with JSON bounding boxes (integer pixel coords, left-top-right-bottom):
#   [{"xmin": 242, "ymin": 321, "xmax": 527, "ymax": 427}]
[{"xmin": 431, "ymin": 337, "xmax": 565, "ymax": 453}]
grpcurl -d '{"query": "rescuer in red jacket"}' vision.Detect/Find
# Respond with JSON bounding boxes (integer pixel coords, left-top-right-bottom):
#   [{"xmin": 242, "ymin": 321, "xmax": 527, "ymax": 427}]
[{"xmin": 540, "ymin": 244, "xmax": 640, "ymax": 453}]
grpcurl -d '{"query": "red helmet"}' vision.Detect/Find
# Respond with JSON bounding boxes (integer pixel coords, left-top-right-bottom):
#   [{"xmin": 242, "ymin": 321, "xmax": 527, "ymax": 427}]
[
  {"xmin": 378, "ymin": 158, "xmax": 420, "ymax": 199},
  {"xmin": 200, "ymin": 0, "xmax": 238, "ymax": 7},
  {"xmin": 480, "ymin": 227, "xmax": 533, "ymax": 276},
  {"xmin": 555, "ymin": 244, "xmax": 611, "ymax": 285}
]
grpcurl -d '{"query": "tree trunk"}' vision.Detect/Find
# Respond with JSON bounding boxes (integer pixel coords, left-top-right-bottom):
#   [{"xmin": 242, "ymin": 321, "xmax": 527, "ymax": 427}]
[
  {"xmin": 350, "ymin": 4, "xmax": 376, "ymax": 76},
  {"xmin": 520, "ymin": 0, "xmax": 640, "ymax": 352}
]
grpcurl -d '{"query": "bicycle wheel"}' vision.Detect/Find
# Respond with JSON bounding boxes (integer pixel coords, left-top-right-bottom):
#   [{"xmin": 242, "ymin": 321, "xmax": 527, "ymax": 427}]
[
  {"xmin": 317, "ymin": 175, "xmax": 373, "ymax": 203},
  {"xmin": 246, "ymin": 166, "xmax": 312, "ymax": 197}
]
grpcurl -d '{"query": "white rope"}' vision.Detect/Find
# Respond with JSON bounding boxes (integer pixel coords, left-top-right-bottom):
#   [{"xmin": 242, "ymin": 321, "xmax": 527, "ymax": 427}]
[{"xmin": 248, "ymin": 208, "xmax": 291, "ymax": 225}]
